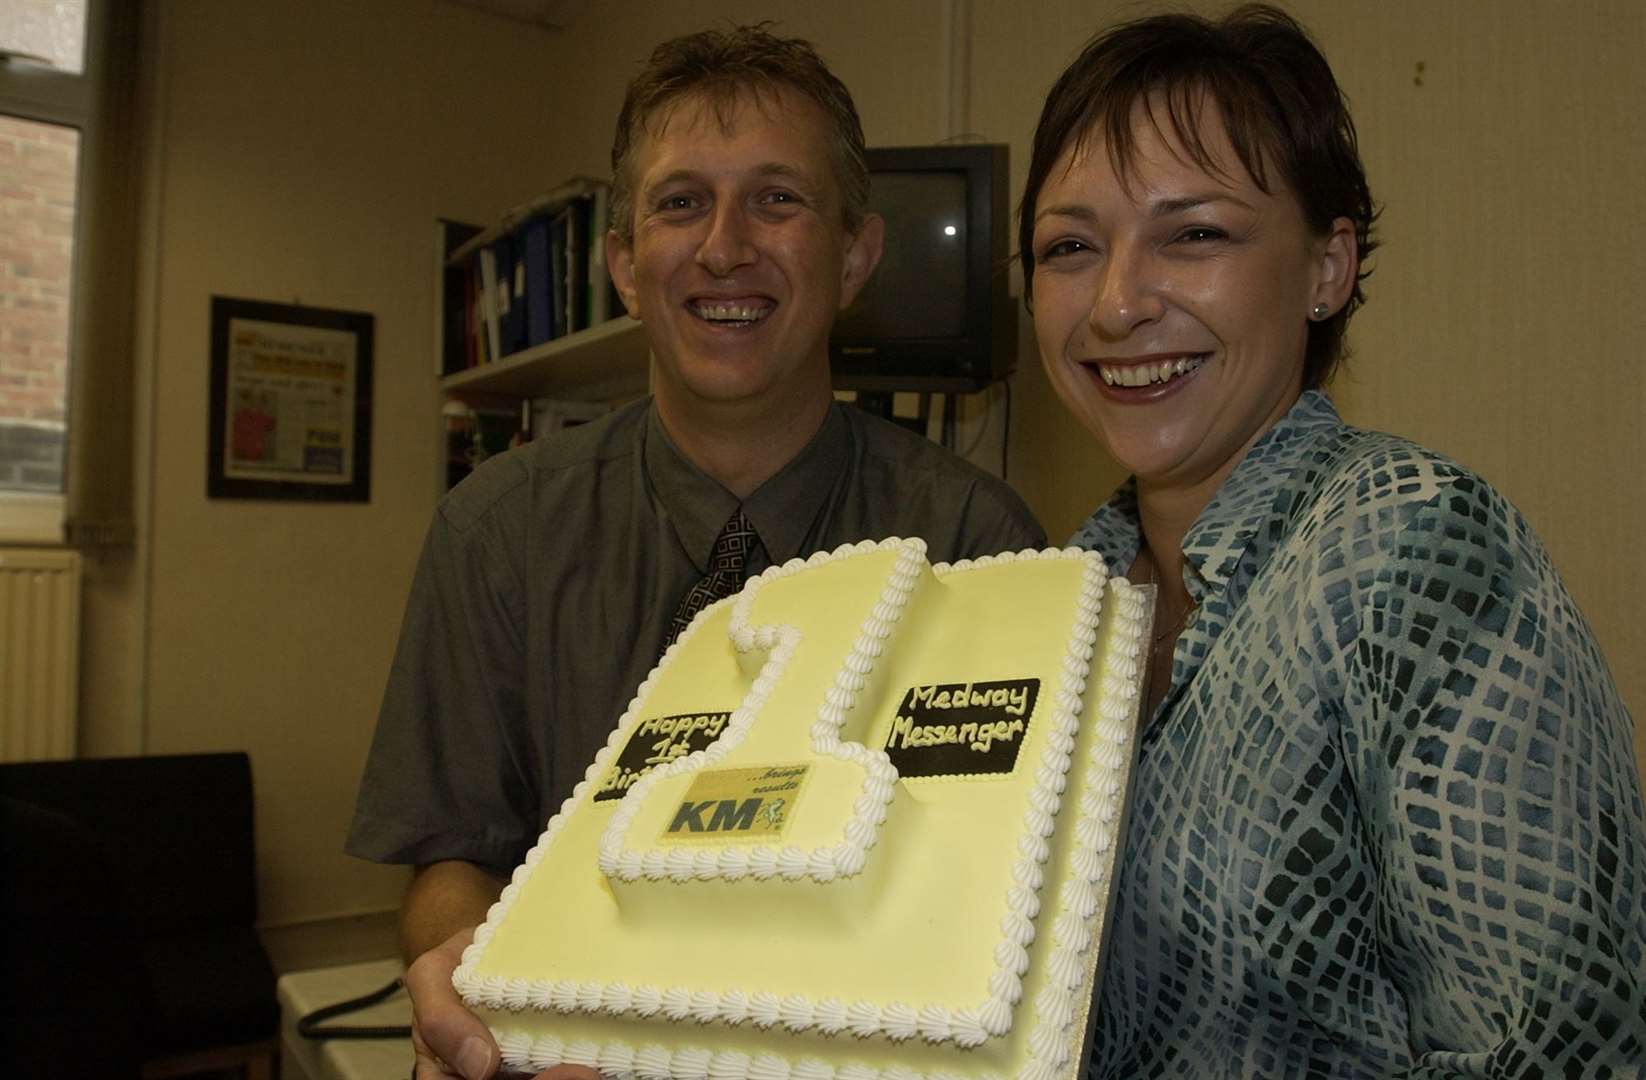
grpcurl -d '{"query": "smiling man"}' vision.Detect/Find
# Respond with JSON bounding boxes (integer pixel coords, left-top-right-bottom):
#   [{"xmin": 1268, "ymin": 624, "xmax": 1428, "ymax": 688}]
[
  {"xmin": 608, "ymin": 76, "xmax": 879, "ymax": 499},
  {"xmin": 346, "ymin": 26, "xmax": 1042, "ymax": 1080}
]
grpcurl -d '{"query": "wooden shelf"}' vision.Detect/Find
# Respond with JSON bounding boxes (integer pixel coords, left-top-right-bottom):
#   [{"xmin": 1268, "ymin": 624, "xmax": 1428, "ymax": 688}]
[
  {"xmin": 440, "ymin": 316, "xmax": 649, "ymax": 403},
  {"xmin": 445, "ymin": 176, "xmax": 604, "ymax": 267}
]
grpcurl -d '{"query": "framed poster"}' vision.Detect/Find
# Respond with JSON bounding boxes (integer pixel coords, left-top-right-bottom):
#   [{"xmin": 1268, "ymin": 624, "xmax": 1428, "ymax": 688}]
[{"xmin": 208, "ymin": 297, "xmax": 373, "ymax": 502}]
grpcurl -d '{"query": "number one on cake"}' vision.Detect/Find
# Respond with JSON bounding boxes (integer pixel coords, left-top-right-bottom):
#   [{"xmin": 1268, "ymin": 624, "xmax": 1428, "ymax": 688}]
[{"xmin": 455, "ymin": 538, "xmax": 1150, "ymax": 1080}]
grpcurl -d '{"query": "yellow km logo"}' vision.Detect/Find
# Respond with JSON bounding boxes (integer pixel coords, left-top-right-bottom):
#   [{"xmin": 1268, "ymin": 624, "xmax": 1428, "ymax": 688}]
[
  {"xmin": 669, "ymin": 797, "xmax": 762, "ymax": 834},
  {"xmin": 609, "ymin": 544, "xmax": 937, "ymax": 854},
  {"xmin": 661, "ymin": 764, "xmax": 809, "ymax": 843}
]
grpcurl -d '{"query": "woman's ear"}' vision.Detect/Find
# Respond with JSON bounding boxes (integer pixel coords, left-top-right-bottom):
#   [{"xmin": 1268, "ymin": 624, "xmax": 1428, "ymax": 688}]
[{"xmin": 1311, "ymin": 216, "xmax": 1358, "ymax": 317}]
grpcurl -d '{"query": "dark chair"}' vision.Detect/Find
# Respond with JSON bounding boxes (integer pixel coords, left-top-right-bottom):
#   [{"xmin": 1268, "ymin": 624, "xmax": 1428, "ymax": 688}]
[{"xmin": 0, "ymin": 753, "xmax": 278, "ymax": 1079}]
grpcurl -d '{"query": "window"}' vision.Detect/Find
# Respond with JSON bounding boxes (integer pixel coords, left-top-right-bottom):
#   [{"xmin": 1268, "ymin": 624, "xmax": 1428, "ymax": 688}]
[
  {"xmin": 0, "ymin": 114, "xmax": 77, "ymax": 498},
  {"xmin": 0, "ymin": 0, "xmax": 97, "ymax": 542},
  {"xmin": 0, "ymin": 1, "xmax": 87, "ymax": 74}
]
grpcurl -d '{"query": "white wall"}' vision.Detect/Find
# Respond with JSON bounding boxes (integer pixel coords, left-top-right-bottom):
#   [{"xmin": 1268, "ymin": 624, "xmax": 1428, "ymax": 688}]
[
  {"xmin": 111, "ymin": 0, "xmax": 1643, "ymax": 941},
  {"xmin": 136, "ymin": 0, "xmax": 600, "ymax": 929}
]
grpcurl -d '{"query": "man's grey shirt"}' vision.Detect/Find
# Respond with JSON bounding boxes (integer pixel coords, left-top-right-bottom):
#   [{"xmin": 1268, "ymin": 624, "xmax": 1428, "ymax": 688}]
[{"xmin": 347, "ymin": 399, "xmax": 1044, "ymax": 876}]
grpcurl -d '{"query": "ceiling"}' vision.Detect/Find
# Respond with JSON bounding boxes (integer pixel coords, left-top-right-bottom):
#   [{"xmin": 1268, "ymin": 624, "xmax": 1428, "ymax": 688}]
[{"xmin": 443, "ymin": 0, "xmax": 590, "ymax": 30}]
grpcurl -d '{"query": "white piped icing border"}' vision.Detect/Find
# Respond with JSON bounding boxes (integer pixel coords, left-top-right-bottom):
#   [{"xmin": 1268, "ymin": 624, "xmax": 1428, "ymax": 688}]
[
  {"xmin": 1017, "ymin": 572, "xmax": 1145, "ymax": 1079},
  {"xmin": 457, "ymin": 543, "xmax": 1147, "ymax": 1080},
  {"xmin": 594, "ymin": 536, "xmax": 925, "ymax": 885}
]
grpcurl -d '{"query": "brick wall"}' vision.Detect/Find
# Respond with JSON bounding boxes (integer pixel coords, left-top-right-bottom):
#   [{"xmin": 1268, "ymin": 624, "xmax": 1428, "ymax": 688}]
[{"xmin": 0, "ymin": 113, "xmax": 76, "ymax": 493}]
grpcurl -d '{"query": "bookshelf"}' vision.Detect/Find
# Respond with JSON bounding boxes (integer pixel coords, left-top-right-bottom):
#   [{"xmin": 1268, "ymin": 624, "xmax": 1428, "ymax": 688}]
[
  {"xmin": 440, "ymin": 314, "xmax": 648, "ymax": 402},
  {"xmin": 436, "ymin": 176, "xmax": 649, "ymax": 398},
  {"xmin": 436, "ymin": 179, "xmax": 651, "ymax": 489}
]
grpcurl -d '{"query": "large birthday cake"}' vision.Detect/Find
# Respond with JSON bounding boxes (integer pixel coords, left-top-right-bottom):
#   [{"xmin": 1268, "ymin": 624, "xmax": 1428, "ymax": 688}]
[{"xmin": 454, "ymin": 538, "xmax": 1148, "ymax": 1079}]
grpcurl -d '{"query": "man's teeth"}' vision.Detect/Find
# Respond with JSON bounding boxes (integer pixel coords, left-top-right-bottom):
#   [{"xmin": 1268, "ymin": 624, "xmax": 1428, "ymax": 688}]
[
  {"xmin": 693, "ymin": 302, "xmax": 770, "ymax": 324},
  {"xmin": 1098, "ymin": 356, "xmax": 1205, "ymax": 387}
]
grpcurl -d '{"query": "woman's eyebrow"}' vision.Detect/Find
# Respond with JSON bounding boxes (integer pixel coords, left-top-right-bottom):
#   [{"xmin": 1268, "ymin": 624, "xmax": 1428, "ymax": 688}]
[
  {"xmin": 1148, "ymin": 192, "xmax": 1254, "ymax": 217},
  {"xmin": 1034, "ymin": 192, "xmax": 1254, "ymax": 226},
  {"xmin": 1034, "ymin": 203, "xmax": 1100, "ymax": 226}
]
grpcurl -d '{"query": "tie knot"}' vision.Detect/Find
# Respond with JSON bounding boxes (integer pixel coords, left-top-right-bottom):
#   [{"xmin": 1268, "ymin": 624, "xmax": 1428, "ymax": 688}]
[
  {"xmin": 709, "ymin": 509, "xmax": 758, "ymax": 576},
  {"xmin": 663, "ymin": 509, "xmax": 761, "ymax": 652}
]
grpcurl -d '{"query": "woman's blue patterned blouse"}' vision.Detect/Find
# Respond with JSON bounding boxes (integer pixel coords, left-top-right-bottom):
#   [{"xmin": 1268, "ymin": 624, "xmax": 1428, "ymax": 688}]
[{"xmin": 1074, "ymin": 391, "xmax": 1646, "ymax": 1078}]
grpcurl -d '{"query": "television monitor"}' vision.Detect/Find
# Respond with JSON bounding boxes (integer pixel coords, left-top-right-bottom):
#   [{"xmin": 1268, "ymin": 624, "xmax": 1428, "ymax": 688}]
[{"xmin": 830, "ymin": 144, "xmax": 1015, "ymax": 393}]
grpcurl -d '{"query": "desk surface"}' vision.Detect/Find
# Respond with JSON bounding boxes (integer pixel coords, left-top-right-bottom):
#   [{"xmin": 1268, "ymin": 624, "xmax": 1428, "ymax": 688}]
[{"xmin": 278, "ymin": 958, "xmax": 412, "ymax": 1080}]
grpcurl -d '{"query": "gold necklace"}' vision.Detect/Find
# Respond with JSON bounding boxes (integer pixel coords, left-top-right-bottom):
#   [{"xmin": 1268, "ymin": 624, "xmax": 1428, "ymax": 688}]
[{"xmin": 1145, "ymin": 552, "xmax": 1194, "ymax": 648}]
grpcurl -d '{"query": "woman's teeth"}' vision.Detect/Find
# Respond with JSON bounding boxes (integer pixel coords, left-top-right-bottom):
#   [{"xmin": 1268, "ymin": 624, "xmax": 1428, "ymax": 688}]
[
  {"xmin": 693, "ymin": 302, "xmax": 770, "ymax": 325},
  {"xmin": 1098, "ymin": 355, "xmax": 1205, "ymax": 387}
]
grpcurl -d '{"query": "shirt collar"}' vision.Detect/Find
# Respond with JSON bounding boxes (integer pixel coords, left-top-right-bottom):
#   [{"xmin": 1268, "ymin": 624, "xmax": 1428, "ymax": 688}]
[
  {"xmin": 643, "ymin": 406, "xmax": 739, "ymax": 571},
  {"xmin": 642, "ymin": 401, "xmax": 849, "ymax": 571},
  {"xmin": 1069, "ymin": 478, "xmax": 1141, "ymax": 573},
  {"xmin": 741, "ymin": 403, "xmax": 849, "ymax": 563},
  {"xmin": 1070, "ymin": 390, "xmax": 1345, "ymax": 601}
]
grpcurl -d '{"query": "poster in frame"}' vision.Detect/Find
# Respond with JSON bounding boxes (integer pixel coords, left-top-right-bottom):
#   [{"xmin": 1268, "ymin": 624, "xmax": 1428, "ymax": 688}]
[{"xmin": 208, "ymin": 297, "xmax": 374, "ymax": 502}]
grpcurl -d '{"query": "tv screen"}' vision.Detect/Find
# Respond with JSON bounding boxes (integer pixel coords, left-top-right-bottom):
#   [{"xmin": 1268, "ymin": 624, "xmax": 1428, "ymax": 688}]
[
  {"xmin": 834, "ymin": 171, "xmax": 969, "ymax": 341},
  {"xmin": 831, "ymin": 144, "xmax": 1013, "ymax": 393}
]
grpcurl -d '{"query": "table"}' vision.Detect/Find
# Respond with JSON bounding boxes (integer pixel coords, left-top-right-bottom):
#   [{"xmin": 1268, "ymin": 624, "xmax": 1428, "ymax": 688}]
[{"xmin": 277, "ymin": 958, "xmax": 412, "ymax": 1080}]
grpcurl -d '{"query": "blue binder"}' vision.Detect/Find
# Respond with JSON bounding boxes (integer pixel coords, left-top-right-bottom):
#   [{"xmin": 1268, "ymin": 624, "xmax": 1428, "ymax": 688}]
[{"xmin": 523, "ymin": 216, "xmax": 553, "ymax": 348}]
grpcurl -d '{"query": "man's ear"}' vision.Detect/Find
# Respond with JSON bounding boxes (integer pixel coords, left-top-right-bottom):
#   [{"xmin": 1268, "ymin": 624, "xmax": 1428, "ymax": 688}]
[
  {"xmin": 837, "ymin": 213, "xmax": 885, "ymax": 311},
  {"xmin": 1311, "ymin": 216, "xmax": 1358, "ymax": 317},
  {"xmin": 606, "ymin": 230, "xmax": 642, "ymax": 319}
]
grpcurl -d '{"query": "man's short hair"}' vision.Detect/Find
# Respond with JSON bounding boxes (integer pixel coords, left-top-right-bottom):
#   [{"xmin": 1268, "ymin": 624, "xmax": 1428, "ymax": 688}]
[{"xmin": 609, "ymin": 23, "xmax": 870, "ymax": 243}]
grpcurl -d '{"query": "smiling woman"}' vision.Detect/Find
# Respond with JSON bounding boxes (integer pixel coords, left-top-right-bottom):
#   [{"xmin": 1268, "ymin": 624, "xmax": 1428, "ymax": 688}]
[
  {"xmin": 1020, "ymin": 5, "xmax": 1646, "ymax": 1078},
  {"xmin": 1027, "ymin": 109, "xmax": 1354, "ymax": 509}
]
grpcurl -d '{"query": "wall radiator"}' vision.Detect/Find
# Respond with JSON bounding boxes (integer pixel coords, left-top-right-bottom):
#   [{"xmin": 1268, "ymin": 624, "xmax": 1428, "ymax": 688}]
[{"xmin": 0, "ymin": 548, "xmax": 81, "ymax": 762}]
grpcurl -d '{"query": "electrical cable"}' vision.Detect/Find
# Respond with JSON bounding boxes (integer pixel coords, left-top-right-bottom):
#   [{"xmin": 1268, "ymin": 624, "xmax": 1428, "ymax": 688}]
[{"xmin": 296, "ymin": 977, "xmax": 413, "ymax": 1040}]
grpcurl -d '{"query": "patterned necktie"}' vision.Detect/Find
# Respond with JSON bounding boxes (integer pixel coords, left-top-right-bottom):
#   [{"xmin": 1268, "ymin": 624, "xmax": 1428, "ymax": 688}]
[{"xmin": 664, "ymin": 509, "xmax": 759, "ymax": 648}]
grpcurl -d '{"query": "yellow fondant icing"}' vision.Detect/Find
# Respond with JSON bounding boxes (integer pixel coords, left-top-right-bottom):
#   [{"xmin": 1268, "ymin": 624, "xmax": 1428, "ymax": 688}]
[{"xmin": 456, "ymin": 539, "xmax": 1146, "ymax": 1079}]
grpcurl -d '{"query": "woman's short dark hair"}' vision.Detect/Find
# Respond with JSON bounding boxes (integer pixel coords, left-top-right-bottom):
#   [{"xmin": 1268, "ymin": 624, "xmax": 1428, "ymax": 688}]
[
  {"xmin": 610, "ymin": 24, "xmax": 870, "ymax": 244},
  {"xmin": 1018, "ymin": 4, "xmax": 1377, "ymax": 388}
]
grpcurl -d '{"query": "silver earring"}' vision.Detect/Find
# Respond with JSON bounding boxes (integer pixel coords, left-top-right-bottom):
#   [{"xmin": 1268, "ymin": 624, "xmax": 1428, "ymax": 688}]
[{"xmin": 1310, "ymin": 303, "xmax": 1329, "ymax": 320}]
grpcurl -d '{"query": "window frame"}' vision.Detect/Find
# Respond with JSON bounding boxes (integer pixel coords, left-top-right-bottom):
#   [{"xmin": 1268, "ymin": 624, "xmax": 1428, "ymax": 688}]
[{"xmin": 0, "ymin": 0, "xmax": 109, "ymax": 543}]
